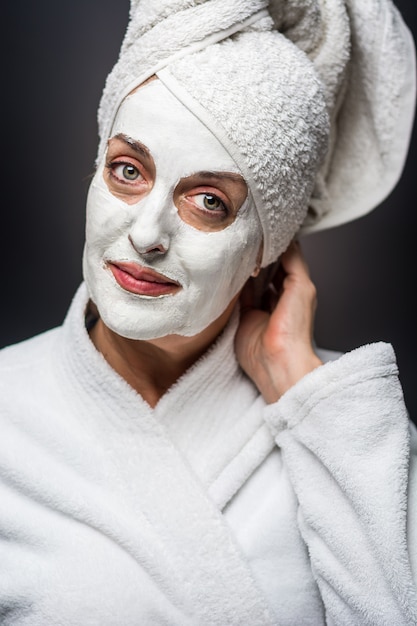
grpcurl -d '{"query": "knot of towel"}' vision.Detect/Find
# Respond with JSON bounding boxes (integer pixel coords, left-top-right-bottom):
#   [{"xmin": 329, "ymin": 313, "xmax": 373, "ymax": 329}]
[{"xmin": 97, "ymin": 0, "xmax": 416, "ymax": 266}]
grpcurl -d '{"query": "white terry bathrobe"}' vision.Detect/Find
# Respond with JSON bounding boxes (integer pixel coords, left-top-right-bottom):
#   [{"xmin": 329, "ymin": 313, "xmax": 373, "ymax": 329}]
[
  {"xmin": 0, "ymin": 283, "xmax": 416, "ymax": 625},
  {"xmin": 2, "ymin": 0, "xmax": 417, "ymax": 623}
]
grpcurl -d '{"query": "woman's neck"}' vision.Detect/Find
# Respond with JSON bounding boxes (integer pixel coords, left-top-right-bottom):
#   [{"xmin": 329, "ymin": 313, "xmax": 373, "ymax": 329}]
[{"xmin": 89, "ymin": 297, "xmax": 238, "ymax": 408}]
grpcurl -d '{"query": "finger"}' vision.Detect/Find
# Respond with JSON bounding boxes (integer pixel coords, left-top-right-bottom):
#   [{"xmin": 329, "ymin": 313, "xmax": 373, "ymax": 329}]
[{"xmin": 279, "ymin": 240, "xmax": 311, "ymax": 279}]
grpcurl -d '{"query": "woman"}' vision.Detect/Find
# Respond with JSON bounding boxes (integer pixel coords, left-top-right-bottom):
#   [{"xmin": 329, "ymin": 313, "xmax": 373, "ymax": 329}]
[{"xmin": 1, "ymin": 0, "xmax": 416, "ymax": 624}]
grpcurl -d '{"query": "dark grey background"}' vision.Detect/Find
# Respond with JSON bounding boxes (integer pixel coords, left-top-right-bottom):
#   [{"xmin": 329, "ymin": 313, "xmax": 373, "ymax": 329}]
[{"xmin": 2, "ymin": 1, "xmax": 416, "ymax": 421}]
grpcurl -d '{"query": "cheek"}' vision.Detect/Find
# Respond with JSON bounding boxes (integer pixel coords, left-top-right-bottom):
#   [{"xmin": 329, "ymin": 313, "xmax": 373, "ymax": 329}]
[
  {"xmin": 85, "ymin": 175, "xmax": 133, "ymax": 250},
  {"xmin": 174, "ymin": 212, "xmax": 261, "ymax": 289}
]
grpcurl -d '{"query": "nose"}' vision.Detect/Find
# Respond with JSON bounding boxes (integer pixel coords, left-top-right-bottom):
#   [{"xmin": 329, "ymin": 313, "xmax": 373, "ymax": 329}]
[
  {"xmin": 128, "ymin": 234, "xmax": 167, "ymax": 256},
  {"xmin": 128, "ymin": 189, "xmax": 172, "ymax": 257}
]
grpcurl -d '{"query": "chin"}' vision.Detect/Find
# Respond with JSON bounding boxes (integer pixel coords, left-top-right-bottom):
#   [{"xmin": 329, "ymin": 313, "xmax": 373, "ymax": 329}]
[{"xmin": 97, "ymin": 294, "xmax": 233, "ymax": 341}]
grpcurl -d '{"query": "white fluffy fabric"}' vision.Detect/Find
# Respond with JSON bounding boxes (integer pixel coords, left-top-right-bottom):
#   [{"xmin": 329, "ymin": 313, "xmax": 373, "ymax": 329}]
[
  {"xmin": 97, "ymin": 0, "xmax": 416, "ymax": 266},
  {"xmin": 1, "ymin": 284, "xmax": 416, "ymax": 624}
]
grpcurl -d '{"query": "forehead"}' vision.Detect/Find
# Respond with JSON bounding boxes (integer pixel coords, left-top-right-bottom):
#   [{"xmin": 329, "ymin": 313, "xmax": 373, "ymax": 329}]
[{"xmin": 109, "ymin": 80, "xmax": 241, "ymax": 176}]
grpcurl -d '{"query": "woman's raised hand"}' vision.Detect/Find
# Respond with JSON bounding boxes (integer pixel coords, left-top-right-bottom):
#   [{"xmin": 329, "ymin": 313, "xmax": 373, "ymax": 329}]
[{"xmin": 235, "ymin": 240, "xmax": 323, "ymax": 404}]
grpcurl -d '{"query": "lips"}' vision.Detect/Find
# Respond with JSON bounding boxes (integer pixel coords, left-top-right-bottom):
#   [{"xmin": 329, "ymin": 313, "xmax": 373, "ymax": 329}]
[{"xmin": 108, "ymin": 261, "xmax": 181, "ymax": 297}]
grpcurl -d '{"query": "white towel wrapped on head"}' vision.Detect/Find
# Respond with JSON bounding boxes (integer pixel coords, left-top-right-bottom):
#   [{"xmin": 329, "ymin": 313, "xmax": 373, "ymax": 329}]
[{"xmin": 97, "ymin": 0, "xmax": 416, "ymax": 266}]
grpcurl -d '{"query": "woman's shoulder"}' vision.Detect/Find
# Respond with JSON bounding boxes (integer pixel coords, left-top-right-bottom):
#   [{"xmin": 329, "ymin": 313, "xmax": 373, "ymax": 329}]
[
  {"xmin": 0, "ymin": 327, "xmax": 61, "ymax": 373},
  {"xmin": 0, "ymin": 327, "xmax": 67, "ymax": 435}
]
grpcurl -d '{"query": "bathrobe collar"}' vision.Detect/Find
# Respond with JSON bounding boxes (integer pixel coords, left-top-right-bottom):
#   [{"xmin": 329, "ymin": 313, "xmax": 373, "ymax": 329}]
[{"xmin": 56, "ymin": 282, "xmax": 276, "ymax": 624}]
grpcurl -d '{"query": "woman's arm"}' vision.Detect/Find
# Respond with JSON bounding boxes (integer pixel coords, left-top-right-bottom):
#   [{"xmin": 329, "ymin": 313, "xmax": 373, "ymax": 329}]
[{"xmin": 235, "ymin": 242, "xmax": 417, "ymax": 625}]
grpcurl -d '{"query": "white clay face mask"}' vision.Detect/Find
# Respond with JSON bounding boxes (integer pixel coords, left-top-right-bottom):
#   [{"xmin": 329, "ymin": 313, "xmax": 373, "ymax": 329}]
[{"xmin": 83, "ymin": 79, "xmax": 262, "ymax": 339}]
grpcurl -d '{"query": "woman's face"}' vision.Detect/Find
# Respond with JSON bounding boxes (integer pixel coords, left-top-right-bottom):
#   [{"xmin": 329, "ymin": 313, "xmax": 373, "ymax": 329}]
[{"xmin": 83, "ymin": 80, "xmax": 262, "ymax": 339}]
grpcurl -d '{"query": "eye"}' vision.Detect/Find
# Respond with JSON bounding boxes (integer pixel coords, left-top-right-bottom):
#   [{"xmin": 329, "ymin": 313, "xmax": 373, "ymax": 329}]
[
  {"xmin": 112, "ymin": 163, "xmax": 142, "ymax": 182},
  {"xmin": 105, "ymin": 159, "xmax": 146, "ymax": 188},
  {"xmin": 192, "ymin": 193, "xmax": 226, "ymax": 212}
]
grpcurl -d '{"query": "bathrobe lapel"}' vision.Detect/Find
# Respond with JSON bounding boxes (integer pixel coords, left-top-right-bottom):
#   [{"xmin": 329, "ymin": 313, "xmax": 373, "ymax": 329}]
[{"xmin": 57, "ymin": 284, "xmax": 276, "ymax": 625}]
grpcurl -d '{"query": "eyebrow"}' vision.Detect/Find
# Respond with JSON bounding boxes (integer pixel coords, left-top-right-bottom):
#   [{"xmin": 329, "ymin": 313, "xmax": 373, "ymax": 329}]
[
  {"xmin": 112, "ymin": 133, "xmax": 151, "ymax": 160},
  {"xmin": 193, "ymin": 171, "xmax": 246, "ymax": 184}
]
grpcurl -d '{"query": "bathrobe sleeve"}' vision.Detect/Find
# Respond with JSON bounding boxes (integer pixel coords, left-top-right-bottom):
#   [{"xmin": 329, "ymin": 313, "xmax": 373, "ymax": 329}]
[{"xmin": 263, "ymin": 341, "xmax": 417, "ymax": 626}]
